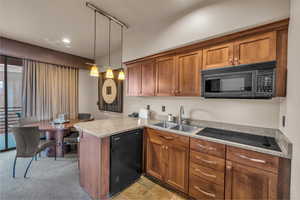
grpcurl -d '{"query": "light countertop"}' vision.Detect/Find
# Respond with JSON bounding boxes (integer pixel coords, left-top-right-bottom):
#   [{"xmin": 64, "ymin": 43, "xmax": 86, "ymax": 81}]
[{"xmin": 74, "ymin": 117, "xmax": 292, "ymax": 159}]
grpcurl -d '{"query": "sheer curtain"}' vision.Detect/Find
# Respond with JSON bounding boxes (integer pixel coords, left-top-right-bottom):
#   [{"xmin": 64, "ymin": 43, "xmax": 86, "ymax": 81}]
[{"xmin": 22, "ymin": 60, "xmax": 78, "ymax": 120}]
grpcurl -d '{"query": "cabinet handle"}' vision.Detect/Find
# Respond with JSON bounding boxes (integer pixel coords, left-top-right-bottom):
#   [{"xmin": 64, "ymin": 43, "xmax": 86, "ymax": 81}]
[
  {"xmin": 195, "ymin": 168, "xmax": 216, "ymax": 178},
  {"xmin": 197, "ymin": 143, "xmax": 217, "ymax": 151},
  {"xmin": 195, "ymin": 156, "xmax": 217, "ymax": 165},
  {"xmin": 193, "ymin": 186, "xmax": 216, "ymax": 198},
  {"xmin": 159, "ymin": 135, "xmax": 176, "ymax": 140},
  {"xmin": 237, "ymin": 154, "xmax": 267, "ymax": 164}
]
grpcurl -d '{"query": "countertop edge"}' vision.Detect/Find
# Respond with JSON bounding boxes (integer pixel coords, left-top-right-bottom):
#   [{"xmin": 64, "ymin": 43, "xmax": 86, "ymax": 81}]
[{"xmin": 74, "ymin": 119, "xmax": 292, "ymax": 159}]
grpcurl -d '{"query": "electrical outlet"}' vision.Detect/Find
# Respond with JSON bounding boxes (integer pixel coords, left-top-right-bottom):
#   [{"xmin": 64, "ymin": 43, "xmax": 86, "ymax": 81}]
[
  {"xmin": 162, "ymin": 106, "xmax": 166, "ymax": 112},
  {"xmin": 146, "ymin": 105, "xmax": 150, "ymax": 110}
]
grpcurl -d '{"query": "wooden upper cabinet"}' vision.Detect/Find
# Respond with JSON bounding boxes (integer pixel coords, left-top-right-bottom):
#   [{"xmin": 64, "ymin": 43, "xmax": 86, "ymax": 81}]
[
  {"xmin": 176, "ymin": 50, "xmax": 202, "ymax": 96},
  {"xmin": 225, "ymin": 161, "xmax": 277, "ymax": 200},
  {"xmin": 141, "ymin": 59, "xmax": 156, "ymax": 96},
  {"xmin": 234, "ymin": 31, "xmax": 277, "ymax": 65},
  {"xmin": 203, "ymin": 42, "xmax": 234, "ymax": 70},
  {"xmin": 126, "ymin": 63, "xmax": 141, "ymax": 96},
  {"xmin": 155, "ymin": 56, "xmax": 176, "ymax": 96}
]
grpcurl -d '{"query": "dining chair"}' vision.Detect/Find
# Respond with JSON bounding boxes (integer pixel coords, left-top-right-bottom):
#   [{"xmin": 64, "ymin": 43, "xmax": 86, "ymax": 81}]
[
  {"xmin": 63, "ymin": 113, "xmax": 92, "ymax": 154},
  {"xmin": 11, "ymin": 126, "xmax": 56, "ymax": 178}
]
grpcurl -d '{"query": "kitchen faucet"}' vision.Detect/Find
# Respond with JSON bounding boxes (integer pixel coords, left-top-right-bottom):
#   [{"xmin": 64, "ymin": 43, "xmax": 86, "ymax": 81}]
[{"xmin": 178, "ymin": 106, "xmax": 184, "ymax": 126}]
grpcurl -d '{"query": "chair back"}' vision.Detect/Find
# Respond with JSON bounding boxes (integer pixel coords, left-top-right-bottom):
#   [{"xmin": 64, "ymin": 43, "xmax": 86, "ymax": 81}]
[
  {"xmin": 78, "ymin": 113, "xmax": 91, "ymax": 120},
  {"xmin": 19, "ymin": 117, "xmax": 39, "ymax": 126},
  {"xmin": 11, "ymin": 127, "xmax": 40, "ymax": 157}
]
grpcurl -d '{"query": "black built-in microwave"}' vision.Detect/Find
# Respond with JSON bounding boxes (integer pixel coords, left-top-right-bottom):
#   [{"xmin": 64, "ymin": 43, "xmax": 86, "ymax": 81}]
[{"xmin": 201, "ymin": 61, "xmax": 276, "ymax": 99}]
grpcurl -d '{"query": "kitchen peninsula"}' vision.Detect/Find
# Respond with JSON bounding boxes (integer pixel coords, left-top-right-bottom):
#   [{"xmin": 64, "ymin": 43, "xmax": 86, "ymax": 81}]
[{"xmin": 74, "ymin": 117, "xmax": 292, "ymax": 200}]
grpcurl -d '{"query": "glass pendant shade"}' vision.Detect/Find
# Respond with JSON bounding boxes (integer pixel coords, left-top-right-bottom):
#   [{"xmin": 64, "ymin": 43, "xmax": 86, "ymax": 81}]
[
  {"xmin": 90, "ymin": 64, "xmax": 99, "ymax": 77},
  {"xmin": 118, "ymin": 70, "xmax": 125, "ymax": 80},
  {"xmin": 105, "ymin": 68, "xmax": 114, "ymax": 79}
]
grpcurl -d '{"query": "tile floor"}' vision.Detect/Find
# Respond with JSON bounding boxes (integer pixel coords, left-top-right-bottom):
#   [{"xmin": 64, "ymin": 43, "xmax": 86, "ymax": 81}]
[{"xmin": 112, "ymin": 176, "xmax": 187, "ymax": 200}]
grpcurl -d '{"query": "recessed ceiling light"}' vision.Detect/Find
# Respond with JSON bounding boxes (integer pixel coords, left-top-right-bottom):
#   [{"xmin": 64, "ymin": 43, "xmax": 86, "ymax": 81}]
[{"xmin": 62, "ymin": 38, "xmax": 71, "ymax": 44}]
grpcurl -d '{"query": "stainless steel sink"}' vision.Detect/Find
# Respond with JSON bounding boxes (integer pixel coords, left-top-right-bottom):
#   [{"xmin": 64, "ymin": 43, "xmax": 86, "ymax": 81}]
[
  {"xmin": 152, "ymin": 121, "xmax": 200, "ymax": 133},
  {"xmin": 170, "ymin": 124, "xmax": 199, "ymax": 133},
  {"xmin": 153, "ymin": 122, "xmax": 177, "ymax": 129}
]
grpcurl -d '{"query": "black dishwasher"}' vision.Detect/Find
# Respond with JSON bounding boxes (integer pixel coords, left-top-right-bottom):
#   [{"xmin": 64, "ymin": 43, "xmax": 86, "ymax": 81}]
[{"xmin": 110, "ymin": 129, "xmax": 143, "ymax": 196}]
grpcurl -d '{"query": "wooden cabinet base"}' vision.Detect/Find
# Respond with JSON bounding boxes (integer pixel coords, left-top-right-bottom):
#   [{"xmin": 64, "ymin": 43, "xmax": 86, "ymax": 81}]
[
  {"xmin": 79, "ymin": 132, "xmax": 110, "ymax": 200},
  {"xmin": 189, "ymin": 176, "xmax": 224, "ymax": 200}
]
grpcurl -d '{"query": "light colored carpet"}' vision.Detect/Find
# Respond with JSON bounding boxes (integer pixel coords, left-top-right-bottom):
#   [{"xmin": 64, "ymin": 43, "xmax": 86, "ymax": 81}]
[
  {"xmin": 0, "ymin": 151, "xmax": 186, "ymax": 200},
  {"xmin": 0, "ymin": 150, "xmax": 91, "ymax": 200}
]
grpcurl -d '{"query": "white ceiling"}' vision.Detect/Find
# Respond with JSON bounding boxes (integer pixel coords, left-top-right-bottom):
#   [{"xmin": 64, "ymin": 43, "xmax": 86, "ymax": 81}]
[{"xmin": 0, "ymin": 0, "xmax": 206, "ymax": 59}]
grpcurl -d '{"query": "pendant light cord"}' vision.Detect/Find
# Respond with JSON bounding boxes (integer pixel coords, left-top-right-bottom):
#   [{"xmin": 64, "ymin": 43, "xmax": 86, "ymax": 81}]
[
  {"xmin": 108, "ymin": 19, "xmax": 111, "ymax": 66},
  {"xmin": 121, "ymin": 26, "xmax": 123, "ymax": 69},
  {"xmin": 94, "ymin": 10, "xmax": 97, "ymax": 62}
]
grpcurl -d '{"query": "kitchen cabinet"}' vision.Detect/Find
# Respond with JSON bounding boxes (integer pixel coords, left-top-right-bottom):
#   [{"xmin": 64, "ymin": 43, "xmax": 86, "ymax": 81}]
[
  {"xmin": 155, "ymin": 56, "xmax": 176, "ymax": 96},
  {"xmin": 225, "ymin": 161, "xmax": 277, "ymax": 200},
  {"xmin": 126, "ymin": 62, "xmax": 141, "ymax": 96},
  {"xmin": 176, "ymin": 50, "xmax": 202, "ymax": 96},
  {"xmin": 189, "ymin": 138, "xmax": 226, "ymax": 200},
  {"xmin": 203, "ymin": 32, "xmax": 277, "ymax": 69},
  {"xmin": 125, "ymin": 20, "xmax": 288, "ymax": 97},
  {"xmin": 146, "ymin": 131, "xmax": 164, "ymax": 181},
  {"xmin": 145, "ymin": 128, "xmax": 189, "ymax": 193},
  {"xmin": 141, "ymin": 59, "xmax": 156, "ymax": 96},
  {"xmin": 126, "ymin": 59, "xmax": 155, "ymax": 96},
  {"xmin": 203, "ymin": 42, "xmax": 234, "ymax": 70},
  {"xmin": 234, "ymin": 31, "xmax": 277, "ymax": 65},
  {"xmin": 164, "ymin": 143, "xmax": 189, "ymax": 192}
]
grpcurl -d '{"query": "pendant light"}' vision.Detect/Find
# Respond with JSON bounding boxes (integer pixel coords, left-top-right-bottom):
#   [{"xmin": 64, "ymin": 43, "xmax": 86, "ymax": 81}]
[
  {"xmin": 118, "ymin": 26, "xmax": 125, "ymax": 80},
  {"xmin": 90, "ymin": 10, "xmax": 99, "ymax": 77},
  {"xmin": 105, "ymin": 19, "xmax": 114, "ymax": 79}
]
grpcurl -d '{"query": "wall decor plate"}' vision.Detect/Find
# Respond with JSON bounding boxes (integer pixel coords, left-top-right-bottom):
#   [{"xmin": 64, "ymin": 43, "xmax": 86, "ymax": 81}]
[
  {"xmin": 98, "ymin": 69, "xmax": 123, "ymax": 113},
  {"xmin": 102, "ymin": 79, "xmax": 117, "ymax": 104}
]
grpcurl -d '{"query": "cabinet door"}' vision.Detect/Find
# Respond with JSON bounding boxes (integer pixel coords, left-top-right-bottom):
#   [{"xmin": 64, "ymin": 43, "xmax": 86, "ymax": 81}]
[
  {"xmin": 146, "ymin": 134, "xmax": 165, "ymax": 181},
  {"xmin": 126, "ymin": 63, "xmax": 141, "ymax": 96},
  {"xmin": 176, "ymin": 50, "xmax": 202, "ymax": 96},
  {"xmin": 141, "ymin": 59, "xmax": 156, "ymax": 96},
  {"xmin": 155, "ymin": 56, "xmax": 176, "ymax": 96},
  {"xmin": 234, "ymin": 31, "xmax": 276, "ymax": 65},
  {"xmin": 164, "ymin": 144, "xmax": 189, "ymax": 193},
  {"xmin": 203, "ymin": 42, "xmax": 234, "ymax": 70},
  {"xmin": 225, "ymin": 161, "xmax": 277, "ymax": 200}
]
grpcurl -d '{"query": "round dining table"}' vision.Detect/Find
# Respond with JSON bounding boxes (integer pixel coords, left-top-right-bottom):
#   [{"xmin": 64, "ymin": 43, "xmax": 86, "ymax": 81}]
[{"xmin": 29, "ymin": 119, "xmax": 92, "ymax": 157}]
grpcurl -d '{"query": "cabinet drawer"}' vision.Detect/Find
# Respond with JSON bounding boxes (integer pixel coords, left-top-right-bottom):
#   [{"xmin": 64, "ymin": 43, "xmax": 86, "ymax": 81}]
[
  {"xmin": 190, "ymin": 138, "xmax": 225, "ymax": 158},
  {"xmin": 190, "ymin": 150, "xmax": 225, "ymax": 172},
  {"xmin": 146, "ymin": 128, "xmax": 189, "ymax": 147},
  {"xmin": 227, "ymin": 146, "xmax": 279, "ymax": 173},
  {"xmin": 189, "ymin": 175, "xmax": 224, "ymax": 200},
  {"xmin": 190, "ymin": 162, "xmax": 224, "ymax": 185}
]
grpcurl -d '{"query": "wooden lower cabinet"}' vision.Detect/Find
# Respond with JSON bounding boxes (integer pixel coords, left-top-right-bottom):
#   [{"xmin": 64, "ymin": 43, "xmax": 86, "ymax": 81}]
[
  {"xmin": 164, "ymin": 144, "xmax": 189, "ymax": 192},
  {"xmin": 145, "ymin": 129, "xmax": 290, "ymax": 200},
  {"xmin": 145, "ymin": 128, "xmax": 189, "ymax": 193},
  {"xmin": 190, "ymin": 175, "xmax": 224, "ymax": 200},
  {"xmin": 146, "ymin": 133, "xmax": 164, "ymax": 180},
  {"xmin": 225, "ymin": 161, "xmax": 277, "ymax": 200}
]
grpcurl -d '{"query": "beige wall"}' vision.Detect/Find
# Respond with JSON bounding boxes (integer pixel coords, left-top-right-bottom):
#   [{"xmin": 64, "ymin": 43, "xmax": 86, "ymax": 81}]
[
  {"xmin": 279, "ymin": 0, "xmax": 300, "ymax": 198},
  {"xmin": 78, "ymin": 69, "xmax": 98, "ymax": 114},
  {"xmin": 124, "ymin": 97, "xmax": 281, "ymax": 128},
  {"xmin": 123, "ymin": 0, "xmax": 290, "ymax": 62}
]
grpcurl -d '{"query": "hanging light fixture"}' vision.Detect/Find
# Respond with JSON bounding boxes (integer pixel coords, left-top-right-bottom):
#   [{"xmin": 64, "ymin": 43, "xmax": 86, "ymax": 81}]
[
  {"xmin": 118, "ymin": 26, "xmax": 125, "ymax": 80},
  {"xmin": 105, "ymin": 19, "xmax": 114, "ymax": 79},
  {"xmin": 90, "ymin": 10, "xmax": 99, "ymax": 77}
]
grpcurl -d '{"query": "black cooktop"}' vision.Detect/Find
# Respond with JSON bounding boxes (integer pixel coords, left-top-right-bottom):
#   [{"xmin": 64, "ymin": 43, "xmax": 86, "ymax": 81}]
[{"xmin": 197, "ymin": 128, "xmax": 281, "ymax": 152}]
